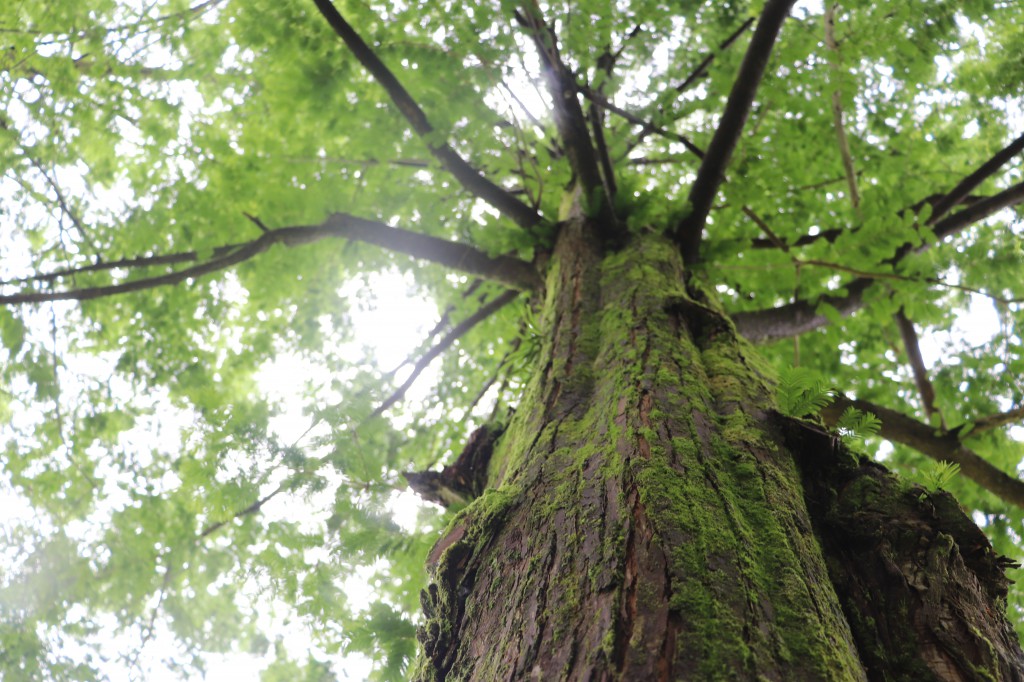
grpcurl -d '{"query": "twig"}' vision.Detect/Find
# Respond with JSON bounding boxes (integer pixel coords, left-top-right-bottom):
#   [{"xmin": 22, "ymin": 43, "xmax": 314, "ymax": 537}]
[
  {"xmin": 311, "ymin": 0, "xmax": 542, "ymax": 230},
  {"xmin": 579, "ymin": 86, "xmax": 705, "ymax": 159},
  {"xmin": 674, "ymin": 17, "xmax": 758, "ymax": 95},
  {"xmin": 243, "ymin": 212, "xmax": 270, "ymax": 233},
  {"xmin": 626, "ymin": 17, "xmax": 756, "ymax": 154},
  {"xmin": 674, "ymin": 0, "xmax": 798, "ymax": 264},
  {"xmin": 199, "ymin": 485, "xmax": 287, "ymax": 537},
  {"xmin": 368, "ymin": 290, "xmax": 519, "ymax": 420}
]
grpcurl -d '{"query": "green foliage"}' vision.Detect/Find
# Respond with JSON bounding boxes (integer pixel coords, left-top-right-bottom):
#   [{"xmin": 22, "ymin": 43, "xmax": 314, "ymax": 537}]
[
  {"xmin": 922, "ymin": 461, "xmax": 962, "ymax": 493},
  {"xmin": 1, "ymin": 0, "xmax": 1022, "ymax": 677},
  {"xmin": 835, "ymin": 407, "xmax": 882, "ymax": 444},
  {"xmin": 776, "ymin": 366, "xmax": 834, "ymax": 419}
]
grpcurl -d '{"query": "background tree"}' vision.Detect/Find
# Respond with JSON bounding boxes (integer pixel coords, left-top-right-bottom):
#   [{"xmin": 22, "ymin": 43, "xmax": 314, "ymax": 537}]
[{"xmin": 1, "ymin": 0, "xmax": 1024, "ymax": 679}]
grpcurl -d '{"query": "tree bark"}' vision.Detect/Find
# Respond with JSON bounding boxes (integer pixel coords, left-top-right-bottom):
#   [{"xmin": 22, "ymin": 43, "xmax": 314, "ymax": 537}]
[{"xmin": 412, "ymin": 219, "xmax": 1024, "ymax": 680}]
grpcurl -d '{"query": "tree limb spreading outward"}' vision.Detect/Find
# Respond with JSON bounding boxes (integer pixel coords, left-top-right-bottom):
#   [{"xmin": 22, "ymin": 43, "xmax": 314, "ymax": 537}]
[
  {"xmin": 0, "ymin": 214, "xmax": 541, "ymax": 305},
  {"xmin": 368, "ymin": 289, "xmax": 520, "ymax": 420},
  {"xmin": 673, "ymin": 0, "xmax": 797, "ymax": 265},
  {"xmin": 821, "ymin": 394, "xmax": 1024, "ymax": 509},
  {"xmin": 311, "ymin": 0, "xmax": 542, "ymax": 230},
  {"xmin": 513, "ymin": 3, "xmax": 616, "ymax": 231},
  {"xmin": 626, "ymin": 16, "xmax": 755, "ymax": 154},
  {"xmin": 928, "ymin": 130, "xmax": 1024, "ymax": 224},
  {"xmin": 734, "ymin": 181, "xmax": 1024, "ymax": 342},
  {"xmin": 894, "ymin": 308, "xmax": 944, "ymax": 427},
  {"xmin": 971, "ymin": 406, "xmax": 1024, "ymax": 435}
]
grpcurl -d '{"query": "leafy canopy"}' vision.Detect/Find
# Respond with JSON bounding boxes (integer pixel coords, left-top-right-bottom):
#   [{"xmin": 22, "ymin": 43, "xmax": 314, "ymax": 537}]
[{"xmin": 1, "ymin": 0, "xmax": 1023, "ymax": 678}]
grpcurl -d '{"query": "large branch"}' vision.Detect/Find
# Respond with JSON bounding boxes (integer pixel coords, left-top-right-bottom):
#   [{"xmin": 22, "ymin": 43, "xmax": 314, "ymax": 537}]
[
  {"xmin": 673, "ymin": 0, "xmax": 797, "ymax": 264},
  {"xmin": 929, "ymin": 130, "xmax": 1024, "ymax": 224},
  {"xmin": 513, "ymin": 4, "xmax": 615, "ymax": 229},
  {"xmin": 734, "ymin": 181, "xmax": 1024, "ymax": 341},
  {"xmin": 821, "ymin": 394, "xmax": 1024, "ymax": 508},
  {"xmin": 311, "ymin": 0, "xmax": 541, "ymax": 230},
  {"xmin": 731, "ymin": 278, "xmax": 871, "ymax": 342},
  {"xmin": 0, "ymin": 214, "xmax": 541, "ymax": 305}
]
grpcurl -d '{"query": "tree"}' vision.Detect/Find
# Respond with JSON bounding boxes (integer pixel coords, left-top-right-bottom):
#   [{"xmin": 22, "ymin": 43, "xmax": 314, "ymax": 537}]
[{"xmin": 2, "ymin": 0, "xmax": 1024, "ymax": 678}]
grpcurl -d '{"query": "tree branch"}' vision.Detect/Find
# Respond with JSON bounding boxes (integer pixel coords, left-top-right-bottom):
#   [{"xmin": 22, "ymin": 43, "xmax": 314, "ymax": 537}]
[
  {"xmin": 368, "ymin": 290, "xmax": 520, "ymax": 420},
  {"xmin": 200, "ymin": 485, "xmax": 286, "ymax": 538},
  {"xmin": 579, "ymin": 86, "xmax": 705, "ymax": 159},
  {"xmin": 929, "ymin": 130, "xmax": 1024, "ymax": 224},
  {"xmin": 733, "ymin": 181, "xmax": 1024, "ymax": 341},
  {"xmin": 626, "ymin": 17, "xmax": 755, "ymax": 154},
  {"xmin": 970, "ymin": 407, "xmax": 1024, "ymax": 435},
  {"xmin": 894, "ymin": 308, "xmax": 943, "ymax": 426},
  {"xmin": 673, "ymin": 0, "xmax": 797, "ymax": 264},
  {"xmin": 821, "ymin": 394, "xmax": 1024, "ymax": 508},
  {"xmin": 513, "ymin": 4, "xmax": 615, "ymax": 229},
  {"xmin": 731, "ymin": 278, "xmax": 871, "ymax": 343},
  {"xmin": 0, "ymin": 214, "xmax": 541, "ymax": 306},
  {"xmin": 675, "ymin": 17, "xmax": 757, "ymax": 95},
  {"xmin": 311, "ymin": 0, "xmax": 542, "ymax": 230},
  {"xmin": 823, "ymin": 3, "xmax": 860, "ymax": 213}
]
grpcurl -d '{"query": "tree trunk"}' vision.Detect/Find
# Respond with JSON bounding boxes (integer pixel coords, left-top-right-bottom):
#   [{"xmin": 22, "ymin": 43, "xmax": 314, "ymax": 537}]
[{"xmin": 413, "ymin": 217, "xmax": 1024, "ymax": 680}]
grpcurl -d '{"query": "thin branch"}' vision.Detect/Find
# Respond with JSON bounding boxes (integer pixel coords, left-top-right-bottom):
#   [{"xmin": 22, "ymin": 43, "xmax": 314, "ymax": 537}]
[
  {"xmin": 0, "ymin": 215, "xmax": 541, "ymax": 305},
  {"xmin": 894, "ymin": 308, "xmax": 944, "ymax": 427},
  {"xmin": 626, "ymin": 17, "xmax": 755, "ymax": 155},
  {"xmin": 673, "ymin": 17, "xmax": 757, "ymax": 95},
  {"xmin": 466, "ymin": 335, "xmax": 521, "ymax": 416},
  {"xmin": 579, "ymin": 86, "xmax": 705, "ymax": 159},
  {"xmin": 970, "ymin": 406, "xmax": 1024, "ymax": 435},
  {"xmin": 368, "ymin": 290, "xmax": 520, "ymax": 420},
  {"xmin": 733, "ymin": 181, "xmax": 1024, "ymax": 341},
  {"xmin": 821, "ymin": 394, "xmax": 1024, "ymax": 508},
  {"xmin": 513, "ymin": 4, "xmax": 613, "ymax": 228},
  {"xmin": 311, "ymin": 0, "xmax": 541, "ymax": 230},
  {"xmin": 199, "ymin": 485, "xmax": 286, "ymax": 538},
  {"xmin": 673, "ymin": 0, "xmax": 797, "ymax": 264},
  {"xmin": 929, "ymin": 130, "xmax": 1024, "ymax": 224},
  {"xmin": 823, "ymin": 3, "xmax": 860, "ymax": 213},
  {"xmin": 751, "ymin": 227, "xmax": 844, "ymax": 249},
  {"xmin": 742, "ymin": 206, "xmax": 789, "ymax": 251}
]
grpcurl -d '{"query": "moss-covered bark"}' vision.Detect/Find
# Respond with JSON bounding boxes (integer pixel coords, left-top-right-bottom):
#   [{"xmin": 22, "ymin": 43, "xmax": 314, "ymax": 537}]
[{"xmin": 413, "ymin": 218, "xmax": 1023, "ymax": 681}]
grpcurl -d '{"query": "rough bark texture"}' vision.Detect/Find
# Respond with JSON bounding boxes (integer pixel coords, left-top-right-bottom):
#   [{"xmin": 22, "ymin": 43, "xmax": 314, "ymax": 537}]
[{"xmin": 412, "ymin": 218, "xmax": 1023, "ymax": 680}]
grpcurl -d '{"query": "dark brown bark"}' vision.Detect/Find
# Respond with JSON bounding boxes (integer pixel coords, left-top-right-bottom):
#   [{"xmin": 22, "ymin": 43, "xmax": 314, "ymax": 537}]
[
  {"xmin": 0, "ymin": 214, "xmax": 540, "ymax": 306},
  {"xmin": 312, "ymin": 0, "xmax": 542, "ymax": 230},
  {"xmin": 411, "ymin": 224, "xmax": 1023, "ymax": 680},
  {"xmin": 735, "ymin": 182, "xmax": 1024, "ymax": 343},
  {"xmin": 674, "ymin": 0, "xmax": 798, "ymax": 264},
  {"xmin": 821, "ymin": 394, "xmax": 1024, "ymax": 509}
]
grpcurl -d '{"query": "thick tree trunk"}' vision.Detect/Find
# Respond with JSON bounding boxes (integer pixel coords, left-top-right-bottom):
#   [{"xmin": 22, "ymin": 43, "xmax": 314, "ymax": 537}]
[{"xmin": 413, "ymin": 218, "xmax": 1024, "ymax": 680}]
